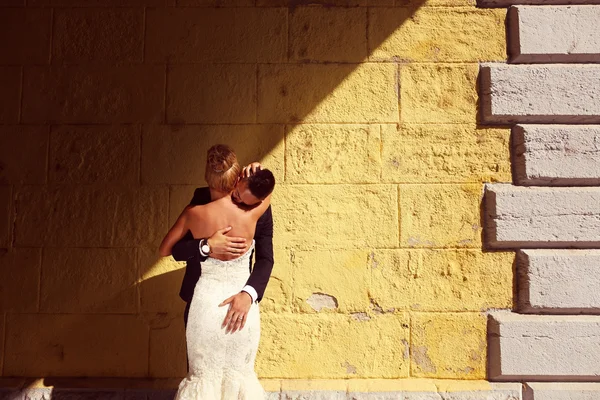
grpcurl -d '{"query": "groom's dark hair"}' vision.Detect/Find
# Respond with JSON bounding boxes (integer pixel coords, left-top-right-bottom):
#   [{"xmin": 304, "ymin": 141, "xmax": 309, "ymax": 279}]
[{"xmin": 248, "ymin": 169, "xmax": 275, "ymax": 200}]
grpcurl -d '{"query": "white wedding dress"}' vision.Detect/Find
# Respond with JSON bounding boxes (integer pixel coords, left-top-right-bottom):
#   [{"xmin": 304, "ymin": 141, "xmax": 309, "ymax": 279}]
[{"xmin": 175, "ymin": 241, "xmax": 266, "ymax": 400}]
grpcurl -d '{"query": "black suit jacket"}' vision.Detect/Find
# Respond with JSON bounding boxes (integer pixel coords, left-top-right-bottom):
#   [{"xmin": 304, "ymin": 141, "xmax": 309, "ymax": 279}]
[{"xmin": 173, "ymin": 187, "xmax": 274, "ymax": 304}]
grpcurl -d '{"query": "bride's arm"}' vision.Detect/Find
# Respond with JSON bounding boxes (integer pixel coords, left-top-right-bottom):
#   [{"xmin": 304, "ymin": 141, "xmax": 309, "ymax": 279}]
[
  {"xmin": 253, "ymin": 194, "xmax": 272, "ymax": 217},
  {"xmin": 159, "ymin": 208, "xmax": 192, "ymax": 257}
]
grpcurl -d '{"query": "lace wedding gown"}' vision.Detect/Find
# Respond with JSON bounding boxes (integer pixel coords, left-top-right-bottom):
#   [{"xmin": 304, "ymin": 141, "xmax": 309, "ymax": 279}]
[{"xmin": 175, "ymin": 241, "xmax": 266, "ymax": 400}]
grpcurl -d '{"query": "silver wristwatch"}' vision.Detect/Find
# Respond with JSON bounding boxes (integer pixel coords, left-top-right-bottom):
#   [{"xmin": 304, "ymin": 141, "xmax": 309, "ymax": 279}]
[{"xmin": 200, "ymin": 239, "xmax": 211, "ymax": 256}]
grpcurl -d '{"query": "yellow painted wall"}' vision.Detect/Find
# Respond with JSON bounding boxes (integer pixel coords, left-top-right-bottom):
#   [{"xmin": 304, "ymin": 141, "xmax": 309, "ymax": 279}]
[{"xmin": 0, "ymin": 0, "xmax": 514, "ymax": 383}]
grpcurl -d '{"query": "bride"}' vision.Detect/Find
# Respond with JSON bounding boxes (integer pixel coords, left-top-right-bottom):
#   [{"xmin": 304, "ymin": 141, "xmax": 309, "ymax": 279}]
[{"xmin": 159, "ymin": 145, "xmax": 275, "ymax": 400}]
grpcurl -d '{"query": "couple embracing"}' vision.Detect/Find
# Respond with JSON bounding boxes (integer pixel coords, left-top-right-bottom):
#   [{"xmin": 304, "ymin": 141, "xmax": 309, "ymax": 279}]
[{"xmin": 159, "ymin": 144, "xmax": 276, "ymax": 400}]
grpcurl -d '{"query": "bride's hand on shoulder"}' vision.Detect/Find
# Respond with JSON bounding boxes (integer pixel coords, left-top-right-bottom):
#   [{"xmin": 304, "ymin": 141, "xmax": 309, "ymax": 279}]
[{"xmin": 241, "ymin": 162, "xmax": 262, "ymax": 178}]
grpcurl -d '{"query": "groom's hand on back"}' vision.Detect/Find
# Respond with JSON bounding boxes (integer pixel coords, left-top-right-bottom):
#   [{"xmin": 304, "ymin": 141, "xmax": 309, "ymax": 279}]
[{"xmin": 207, "ymin": 226, "xmax": 248, "ymax": 256}]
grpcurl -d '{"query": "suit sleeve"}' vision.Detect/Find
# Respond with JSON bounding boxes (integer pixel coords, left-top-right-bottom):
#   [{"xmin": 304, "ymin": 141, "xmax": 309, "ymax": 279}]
[
  {"xmin": 245, "ymin": 205, "xmax": 274, "ymax": 302},
  {"xmin": 171, "ymin": 188, "xmax": 211, "ymax": 263}
]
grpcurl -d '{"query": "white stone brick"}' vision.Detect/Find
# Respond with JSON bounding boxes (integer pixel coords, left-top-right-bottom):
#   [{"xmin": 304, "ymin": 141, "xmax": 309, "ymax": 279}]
[
  {"xmin": 524, "ymin": 383, "xmax": 600, "ymax": 400},
  {"xmin": 405, "ymin": 384, "xmax": 522, "ymax": 399},
  {"xmin": 480, "ymin": 64, "xmax": 600, "ymax": 124},
  {"xmin": 281, "ymin": 391, "xmax": 347, "ymax": 400},
  {"xmin": 488, "ymin": 312, "xmax": 600, "ymax": 381},
  {"xmin": 349, "ymin": 394, "xmax": 401, "ymax": 400},
  {"xmin": 518, "ymin": 250, "xmax": 600, "ymax": 313},
  {"xmin": 508, "ymin": 6, "xmax": 600, "ymax": 63},
  {"xmin": 485, "ymin": 184, "xmax": 600, "ymax": 248},
  {"xmin": 513, "ymin": 125, "xmax": 600, "ymax": 186}
]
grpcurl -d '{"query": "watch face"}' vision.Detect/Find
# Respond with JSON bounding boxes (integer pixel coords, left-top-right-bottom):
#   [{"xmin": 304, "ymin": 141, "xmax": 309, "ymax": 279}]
[{"xmin": 201, "ymin": 245, "xmax": 210, "ymax": 254}]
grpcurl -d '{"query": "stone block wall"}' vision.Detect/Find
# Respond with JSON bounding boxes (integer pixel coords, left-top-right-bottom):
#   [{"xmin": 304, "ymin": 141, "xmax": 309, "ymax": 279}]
[
  {"xmin": 0, "ymin": 0, "xmax": 518, "ymax": 396},
  {"xmin": 481, "ymin": 0, "xmax": 600, "ymax": 398}
]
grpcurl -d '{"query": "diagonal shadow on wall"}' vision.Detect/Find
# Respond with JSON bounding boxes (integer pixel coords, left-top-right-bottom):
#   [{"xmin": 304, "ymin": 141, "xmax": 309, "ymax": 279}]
[{"xmin": 5, "ymin": 0, "xmax": 440, "ymax": 384}]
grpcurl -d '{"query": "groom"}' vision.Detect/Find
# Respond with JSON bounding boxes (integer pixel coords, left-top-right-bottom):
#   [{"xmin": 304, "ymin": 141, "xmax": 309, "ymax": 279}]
[{"xmin": 169, "ymin": 156, "xmax": 274, "ymax": 335}]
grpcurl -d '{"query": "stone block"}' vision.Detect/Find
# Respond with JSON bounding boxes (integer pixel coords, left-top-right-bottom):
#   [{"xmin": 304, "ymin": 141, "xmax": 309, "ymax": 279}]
[
  {"xmin": 0, "ymin": 314, "xmax": 3, "ymax": 375},
  {"xmin": 40, "ymin": 248, "xmax": 138, "ymax": 313},
  {"xmin": 518, "ymin": 250, "xmax": 600, "ymax": 313},
  {"xmin": 168, "ymin": 185, "xmax": 196, "ymax": 226},
  {"xmin": 480, "ymin": 64, "xmax": 600, "ymax": 124},
  {"xmin": 50, "ymin": 390, "xmax": 124, "ymax": 400},
  {"xmin": 0, "ymin": 67, "xmax": 21, "ymax": 124},
  {"xmin": 22, "ymin": 66, "xmax": 165, "ymax": 124},
  {"xmin": 370, "ymin": 249, "xmax": 514, "ymax": 312},
  {"xmin": 53, "ymin": 8, "xmax": 143, "ymax": 63},
  {"xmin": 258, "ymin": 64, "xmax": 398, "ymax": 123},
  {"xmin": 401, "ymin": 64, "xmax": 478, "ymax": 123},
  {"xmin": 508, "ymin": 6, "xmax": 600, "ymax": 63},
  {"xmin": 138, "ymin": 247, "xmax": 185, "ymax": 314},
  {"xmin": 124, "ymin": 389, "xmax": 148, "ymax": 400},
  {"xmin": 0, "ymin": 186, "xmax": 11, "ymax": 248},
  {"xmin": 49, "ymin": 125, "xmax": 140, "ymax": 184},
  {"xmin": 15, "ymin": 389, "xmax": 126, "ymax": 400},
  {"xmin": 289, "ymin": 7, "xmax": 367, "ymax": 63},
  {"xmin": 400, "ymin": 184, "xmax": 483, "ymax": 248},
  {"xmin": 0, "ymin": 248, "xmax": 41, "ymax": 313},
  {"xmin": 349, "ymin": 393, "xmax": 401, "ymax": 400},
  {"xmin": 513, "ymin": 125, "xmax": 600, "ymax": 186},
  {"xmin": 350, "ymin": 382, "xmax": 522, "ymax": 400},
  {"xmin": 147, "ymin": 390, "xmax": 177, "ymax": 400},
  {"xmin": 167, "ymin": 65, "xmax": 256, "ymax": 124},
  {"xmin": 178, "ymin": 0, "xmax": 254, "ymax": 4},
  {"xmin": 524, "ymin": 383, "xmax": 600, "ymax": 400},
  {"xmin": 258, "ymin": 314, "xmax": 409, "ymax": 378},
  {"xmin": 260, "ymin": 248, "xmax": 293, "ymax": 313},
  {"xmin": 411, "ymin": 312, "xmax": 487, "ymax": 379},
  {"xmin": 266, "ymin": 392, "xmax": 281, "ymax": 400},
  {"xmin": 381, "ymin": 124, "xmax": 511, "ymax": 183},
  {"xmin": 488, "ymin": 311, "xmax": 600, "ymax": 381},
  {"xmin": 286, "ymin": 124, "xmax": 381, "ymax": 184},
  {"xmin": 142, "ymin": 124, "xmax": 284, "ymax": 185},
  {"xmin": 412, "ymin": 250, "xmax": 514, "ymax": 311},
  {"xmin": 14, "ymin": 185, "xmax": 168, "ymax": 248},
  {"xmin": 369, "ymin": 250, "xmax": 413, "ymax": 311},
  {"xmin": 149, "ymin": 314, "xmax": 186, "ymax": 378},
  {"xmin": 369, "ymin": 7, "xmax": 505, "ymax": 62},
  {"xmin": 404, "ymin": 385, "xmax": 522, "ymax": 400},
  {"xmin": 262, "ymin": 380, "xmax": 282, "ymax": 395},
  {"xmin": 30, "ymin": 0, "xmax": 167, "ymax": 5},
  {"xmin": 485, "ymin": 184, "xmax": 600, "ymax": 248},
  {"xmin": 146, "ymin": 8, "xmax": 285, "ymax": 63},
  {"xmin": 280, "ymin": 381, "xmax": 347, "ymax": 399},
  {"xmin": 479, "ymin": 0, "xmax": 598, "ymax": 7},
  {"xmin": 292, "ymin": 250, "xmax": 371, "ymax": 313},
  {"xmin": 367, "ymin": 0, "xmax": 394, "ymax": 5},
  {"xmin": 0, "ymin": 8, "xmax": 50, "ymax": 64},
  {"xmin": 0, "ymin": 126, "xmax": 48, "ymax": 185},
  {"xmin": 4, "ymin": 314, "xmax": 149, "ymax": 376},
  {"xmin": 281, "ymin": 391, "xmax": 346, "ymax": 400},
  {"xmin": 272, "ymin": 184, "xmax": 398, "ymax": 250},
  {"xmin": 257, "ymin": 0, "xmax": 364, "ymax": 5},
  {"xmin": 407, "ymin": 0, "xmax": 479, "ymax": 5}
]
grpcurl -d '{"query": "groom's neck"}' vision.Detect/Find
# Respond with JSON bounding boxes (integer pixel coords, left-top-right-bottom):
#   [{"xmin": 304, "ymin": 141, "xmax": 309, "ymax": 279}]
[{"xmin": 209, "ymin": 188, "xmax": 228, "ymax": 201}]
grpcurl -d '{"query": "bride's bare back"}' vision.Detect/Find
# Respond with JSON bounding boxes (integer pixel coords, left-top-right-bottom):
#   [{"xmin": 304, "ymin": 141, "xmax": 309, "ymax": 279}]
[{"xmin": 184, "ymin": 194, "xmax": 270, "ymax": 261}]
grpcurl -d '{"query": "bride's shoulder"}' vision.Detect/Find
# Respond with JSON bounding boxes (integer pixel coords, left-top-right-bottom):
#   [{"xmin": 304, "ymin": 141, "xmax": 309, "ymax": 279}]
[
  {"xmin": 184, "ymin": 203, "xmax": 208, "ymax": 218},
  {"xmin": 251, "ymin": 193, "xmax": 272, "ymax": 216}
]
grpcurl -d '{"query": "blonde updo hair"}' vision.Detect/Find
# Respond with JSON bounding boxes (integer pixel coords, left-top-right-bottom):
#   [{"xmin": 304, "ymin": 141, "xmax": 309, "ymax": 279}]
[{"xmin": 205, "ymin": 144, "xmax": 241, "ymax": 193}]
